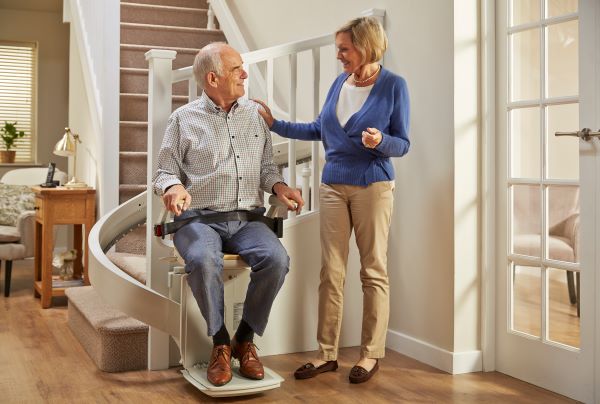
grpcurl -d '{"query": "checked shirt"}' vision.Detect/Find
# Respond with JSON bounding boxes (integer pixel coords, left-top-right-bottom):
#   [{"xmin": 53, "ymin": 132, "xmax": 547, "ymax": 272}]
[{"xmin": 152, "ymin": 92, "xmax": 284, "ymax": 212}]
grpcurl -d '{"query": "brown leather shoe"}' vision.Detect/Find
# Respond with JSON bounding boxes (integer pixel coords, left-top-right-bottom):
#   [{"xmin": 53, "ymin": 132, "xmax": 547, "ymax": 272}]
[
  {"xmin": 231, "ymin": 338, "xmax": 264, "ymax": 380},
  {"xmin": 294, "ymin": 360, "xmax": 338, "ymax": 379},
  {"xmin": 207, "ymin": 344, "xmax": 232, "ymax": 386},
  {"xmin": 349, "ymin": 360, "xmax": 379, "ymax": 384}
]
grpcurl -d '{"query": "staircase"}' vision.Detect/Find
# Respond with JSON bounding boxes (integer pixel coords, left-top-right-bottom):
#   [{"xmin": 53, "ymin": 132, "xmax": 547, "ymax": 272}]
[{"xmin": 119, "ymin": 0, "xmax": 226, "ymax": 203}]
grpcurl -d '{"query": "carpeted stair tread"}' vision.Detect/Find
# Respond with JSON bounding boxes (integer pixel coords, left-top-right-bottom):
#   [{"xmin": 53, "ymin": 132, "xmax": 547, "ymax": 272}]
[
  {"xmin": 121, "ymin": 2, "xmax": 210, "ymax": 29},
  {"xmin": 126, "ymin": 0, "xmax": 209, "ymax": 9},
  {"xmin": 107, "ymin": 251, "xmax": 147, "ymax": 284}
]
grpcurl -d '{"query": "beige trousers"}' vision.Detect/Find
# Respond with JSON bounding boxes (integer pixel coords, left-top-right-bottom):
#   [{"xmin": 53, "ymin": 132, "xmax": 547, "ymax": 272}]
[{"xmin": 317, "ymin": 181, "xmax": 394, "ymax": 361}]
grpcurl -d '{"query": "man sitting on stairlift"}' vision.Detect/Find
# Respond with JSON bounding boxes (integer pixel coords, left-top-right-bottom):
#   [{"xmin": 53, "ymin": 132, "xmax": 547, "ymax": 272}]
[{"xmin": 152, "ymin": 42, "xmax": 304, "ymax": 387}]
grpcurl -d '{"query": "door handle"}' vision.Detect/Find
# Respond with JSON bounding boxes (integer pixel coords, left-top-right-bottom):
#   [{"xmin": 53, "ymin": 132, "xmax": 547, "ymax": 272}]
[{"xmin": 555, "ymin": 128, "xmax": 600, "ymax": 141}]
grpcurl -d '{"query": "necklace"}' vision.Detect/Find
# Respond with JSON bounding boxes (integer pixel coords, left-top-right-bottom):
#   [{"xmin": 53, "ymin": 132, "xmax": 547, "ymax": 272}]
[{"xmin": 352, "ymin": 65, "xmax": 381, "ymax": 85}]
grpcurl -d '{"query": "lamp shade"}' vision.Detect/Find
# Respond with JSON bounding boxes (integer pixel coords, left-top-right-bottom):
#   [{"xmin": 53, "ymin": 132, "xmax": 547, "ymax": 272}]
[
  {"xmin": 54, "ymin": 128, "xmax": 76, "ymax": 156},
  {"xmin": 52, "ymin": 127, "xmax": 87, "ymax": 188}
]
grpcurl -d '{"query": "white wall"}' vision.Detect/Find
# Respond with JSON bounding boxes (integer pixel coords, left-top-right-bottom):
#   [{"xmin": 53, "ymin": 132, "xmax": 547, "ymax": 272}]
[
  {"xmin": 0, "ymin": 7, "xmax": 69, "ymax": 177},
  {"xmin": 225, "ymin": 0, "xmax": 482, "ymax": 368}
]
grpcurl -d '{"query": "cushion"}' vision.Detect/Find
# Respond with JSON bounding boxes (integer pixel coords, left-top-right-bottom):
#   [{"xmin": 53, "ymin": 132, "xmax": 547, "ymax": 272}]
[
  {"xmin": 0, "ymin": 225, "xmax": 21, "ymax": 242},
  {"xmin": 0, "ymin": 184, "xmax": 35, "ymax": 226}
]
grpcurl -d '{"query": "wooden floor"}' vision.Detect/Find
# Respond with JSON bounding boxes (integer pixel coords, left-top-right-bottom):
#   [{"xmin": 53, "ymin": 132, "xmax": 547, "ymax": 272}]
[{"xmin": 0, "ymin": 260, "xmax": 577, "ymax": 403}]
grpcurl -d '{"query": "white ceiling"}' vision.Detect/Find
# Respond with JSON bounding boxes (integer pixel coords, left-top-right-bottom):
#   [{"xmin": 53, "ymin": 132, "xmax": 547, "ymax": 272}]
[{"xmin": 0, "ymin": 0, "xmax": 62, "ymax": 12}]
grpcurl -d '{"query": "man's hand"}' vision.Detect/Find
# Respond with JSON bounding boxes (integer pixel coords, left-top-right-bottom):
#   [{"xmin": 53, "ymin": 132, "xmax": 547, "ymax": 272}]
[
  {"xmin": 273, "ymin": 182, "xmax": 304, "ymax": 214},
  {"xmin": 162, "ymin": 184, "xmax": 191, "ymax": 216},
  {"xmin": 253, "ymin": 99, "xmax": 274, "ymax": 128},
  {"xmin": 362, "ymin": 127, "xmax": 382, "ymax": 149}
]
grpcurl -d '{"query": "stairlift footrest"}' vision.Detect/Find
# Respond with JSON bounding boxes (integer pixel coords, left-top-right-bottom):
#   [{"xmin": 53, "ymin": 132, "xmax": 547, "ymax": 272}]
[{"xmin": 181, "ymin": 365, "xmax": 283, "ymax": 397}]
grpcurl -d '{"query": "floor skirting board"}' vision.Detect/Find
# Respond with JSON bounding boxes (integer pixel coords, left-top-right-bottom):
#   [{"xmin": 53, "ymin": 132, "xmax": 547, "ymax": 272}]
[{"xmin": 386, "ymin": 329, "xmax": 482, "ymax": 375}]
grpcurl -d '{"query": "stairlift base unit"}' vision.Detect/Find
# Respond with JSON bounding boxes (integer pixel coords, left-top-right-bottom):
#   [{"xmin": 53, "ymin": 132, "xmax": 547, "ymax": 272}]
[
  {"xmin": 182, "ymin": 365, "xmax": 283, "ymax": 397},
  {"xmin": 173, "ymin": 269, "xmax": 284, "ymax": 396}
]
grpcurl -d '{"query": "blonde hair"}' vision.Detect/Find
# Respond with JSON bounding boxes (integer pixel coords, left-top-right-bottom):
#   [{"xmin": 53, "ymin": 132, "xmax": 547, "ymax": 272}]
[{"xmin": 335, "ymin": 17, "xmax": 387, "ymax": 64}]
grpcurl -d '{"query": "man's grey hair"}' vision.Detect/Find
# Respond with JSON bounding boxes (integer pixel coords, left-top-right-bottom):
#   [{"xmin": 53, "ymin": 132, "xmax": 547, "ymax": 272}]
[{"xmin": 193, "ymin": 42, "xmax": 226, "ymax": 89}]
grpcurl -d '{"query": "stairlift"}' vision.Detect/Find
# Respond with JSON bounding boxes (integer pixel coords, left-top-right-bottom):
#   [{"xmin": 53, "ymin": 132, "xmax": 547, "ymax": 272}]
[{"xmin": 88, "ymin": 191, "xmax": 288, "ymax": 397}]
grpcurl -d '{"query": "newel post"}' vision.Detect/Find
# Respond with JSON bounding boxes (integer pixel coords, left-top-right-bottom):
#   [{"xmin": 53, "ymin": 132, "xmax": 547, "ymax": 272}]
[{"xmin": 145, "ymin": 49, "xmax": 176, "ymax": 370}]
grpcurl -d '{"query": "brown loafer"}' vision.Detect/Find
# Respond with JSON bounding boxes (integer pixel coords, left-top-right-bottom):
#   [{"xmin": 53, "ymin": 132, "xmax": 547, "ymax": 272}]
[
  {"xmin": 207, "ymin": 344, "xmax": 232, "ymax": 386},
  {"xmin": 349, "ymin": 360, "xmax": 379, "ymax": 384},
  {"xmin": 294, "ymin": 360, "xmax": 338, "ymax": 379},
  {"xmin": 231, "ymin": 338, "xmax": 264, "ymax": 380}
]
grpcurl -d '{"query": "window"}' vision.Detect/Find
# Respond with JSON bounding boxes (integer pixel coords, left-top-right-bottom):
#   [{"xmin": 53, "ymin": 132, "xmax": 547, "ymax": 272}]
[{"xmin": 0, "ymin": 41, "xmax": 37, "ymax": 163}]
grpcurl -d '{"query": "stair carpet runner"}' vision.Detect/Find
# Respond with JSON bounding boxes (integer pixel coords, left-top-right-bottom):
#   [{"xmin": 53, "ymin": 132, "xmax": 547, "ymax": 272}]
[{"xmin": 67, "ymin": 0, "xmax": 225, "ymax": 372}]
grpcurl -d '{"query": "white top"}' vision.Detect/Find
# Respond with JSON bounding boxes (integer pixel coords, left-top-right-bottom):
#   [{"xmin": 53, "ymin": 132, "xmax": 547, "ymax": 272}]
[{"xmin": 336, "ymin": 81, "xmax": 374, "ymax": 127}]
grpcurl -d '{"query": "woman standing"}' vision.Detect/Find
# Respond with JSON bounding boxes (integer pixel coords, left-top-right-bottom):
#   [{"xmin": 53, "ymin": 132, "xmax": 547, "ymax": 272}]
[{"xmin": 256, "ymin": 16, "xmax": 409, "ymax": 384}]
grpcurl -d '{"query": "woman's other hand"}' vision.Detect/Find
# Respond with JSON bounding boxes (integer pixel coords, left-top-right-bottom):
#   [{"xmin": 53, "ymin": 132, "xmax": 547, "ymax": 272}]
[
  {"xmin": 362, "ymin": 127, "xmax": 382, "ymax": 148},
  {"xmin": 253, "ymin": 99, "xmax": 275, "ymax": 128}
]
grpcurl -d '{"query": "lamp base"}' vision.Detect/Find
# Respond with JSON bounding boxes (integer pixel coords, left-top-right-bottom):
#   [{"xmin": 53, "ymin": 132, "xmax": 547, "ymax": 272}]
[{"xmin": 63, "ymin": 177, "xmax": 88, "ymax": 188}]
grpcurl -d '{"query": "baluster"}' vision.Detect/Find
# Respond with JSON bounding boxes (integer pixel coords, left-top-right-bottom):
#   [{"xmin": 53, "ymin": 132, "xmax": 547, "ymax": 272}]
[
  {"xmin": 311, "ymin": 47, "xmax": 321, "ymax": 212},
  {"xmin": 207, "ymin": 1, "xmax": 215, "ymax": 30},
  {"xmin": 188, "ymin": 78, "xmax": 198, "ymax": 102},
  {"xmin": 301, "ymin": 162, "xmax": 311, "ymax": 212},
  {"xmin": 266, "ymin": 58, "xmax": 274, "ymax": 105},
  {"xmin": 288, "ymin": 53, "xmax": 297, "ymax": 217}
]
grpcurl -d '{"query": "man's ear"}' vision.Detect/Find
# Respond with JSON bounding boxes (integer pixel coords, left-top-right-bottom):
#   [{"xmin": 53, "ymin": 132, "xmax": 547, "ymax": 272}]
[{"xmin": 206, "ymin": 71, "xmax": 218, "ymax": 88}]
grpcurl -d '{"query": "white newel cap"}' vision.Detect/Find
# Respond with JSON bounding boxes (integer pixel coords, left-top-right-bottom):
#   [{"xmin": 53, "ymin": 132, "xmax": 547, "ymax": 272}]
[{"xmin": 145, "ymin": 49, "xmax": 177, "ymax": 61}]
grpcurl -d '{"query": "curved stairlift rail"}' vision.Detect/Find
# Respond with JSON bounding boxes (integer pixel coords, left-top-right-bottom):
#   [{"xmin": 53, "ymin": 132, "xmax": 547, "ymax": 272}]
[{"xmin": 88, "ymin": 190, "xmax": 181, "ymax": 339}]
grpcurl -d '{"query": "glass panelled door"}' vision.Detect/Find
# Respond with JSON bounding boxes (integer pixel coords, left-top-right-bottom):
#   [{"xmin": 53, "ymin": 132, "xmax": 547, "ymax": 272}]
[{"xmin": 496, "ymin": 0, "xmax": 597, "ymax": 401}]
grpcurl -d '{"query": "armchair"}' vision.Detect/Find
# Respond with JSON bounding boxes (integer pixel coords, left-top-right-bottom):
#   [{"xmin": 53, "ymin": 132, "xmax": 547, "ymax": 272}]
[
  {"xmin": 513, "ymin": 185, "xmax": 580, "ymax": 315},
  {"xmin": 0, "ymin": 167, "xmax": 67, "ymax": 296}
]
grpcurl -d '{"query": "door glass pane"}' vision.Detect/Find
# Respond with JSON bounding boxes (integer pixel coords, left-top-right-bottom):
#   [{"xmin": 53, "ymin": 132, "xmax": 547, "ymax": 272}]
[
  {"xmin": 511, "ymin": 107, "xmax": 540, "ymax": 178},
  {"xmin": 546, "ymin": 0, "xmax": 578, "ymax": 18},
  {"xmin": 510, "ymin": 29, "xmax": 540, "ymax": 101},
  {"xmin": 547, "ymin": 21, "xmax": 578, "ymax": 98},
  {"xmin": 547, "ymin": 185, "xmax": 579, "ymax": 263},
  {"xmin": 512, "ymin": 264, "xmax": 541, "ymax": 337},
  {"xmin": 547, "ymin": 103, "xmax": 579, "ymax": 180},
  {"xmin": 547, "ymin": 268, "xmax": 580, "ymax": 348},
  {"xmin": 511, "ymin": 0, "xmax": 540, "ymax": 26},
  {"xmin": 512, "ymin": 184, "xmax": 541, "ymax": 257}
]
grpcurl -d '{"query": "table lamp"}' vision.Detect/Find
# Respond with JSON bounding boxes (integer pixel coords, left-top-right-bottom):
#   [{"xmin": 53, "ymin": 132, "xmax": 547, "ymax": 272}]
[{"xmin": 53, "ymin": 127, "xmax": 87, "ymax": 188}]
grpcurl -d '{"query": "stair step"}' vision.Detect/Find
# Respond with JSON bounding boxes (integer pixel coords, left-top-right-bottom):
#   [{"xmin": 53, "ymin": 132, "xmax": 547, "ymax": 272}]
[
  {"xmin": 65, "ymin": 286, "xmax": 148, "ymax": 372},
  {"xmin": 120, "ymin": 44, "xmax": 200, "ymax": 69},
  {"xmin": 119, "ymin": 92, "xmax": 188, "ymax": 121},
  {"xmin": 121, "ymin": 2, "xmax": 210, "ymax": 29},
  {"xmin": 124, "ymin": 0, "xmax": 208, "ymax": 9},
  {"xmin": 120, "ymin": 151, "xmax": 147, "ymax": 184},
  {"xmin": 120, "ymin": 67, "xmax": 191, "ymax": 96},
  {"xmin": 121, "ymin": 22, "xmax": 225, "ymax": 49},
  {"xmin": 119, "ymin": 184, "xmax": 147, "ymax": 204},
  {"xmin": 120, "ymin": 121, "xmax": 147, "ymax": 152},
  {"xmin": 114, "ymin": 225, "xmax": 147, "ymax": 255}
]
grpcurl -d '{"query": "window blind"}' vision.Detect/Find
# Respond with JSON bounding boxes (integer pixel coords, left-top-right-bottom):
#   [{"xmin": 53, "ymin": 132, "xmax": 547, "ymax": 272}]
[{"xmin": 0, "ymin": 42, "xmax": 36, "ymax": 163}]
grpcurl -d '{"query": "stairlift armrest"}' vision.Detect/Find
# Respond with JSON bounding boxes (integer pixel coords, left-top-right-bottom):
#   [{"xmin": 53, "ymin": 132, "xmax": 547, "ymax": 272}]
[{"xmin": 267, "ymin": 195, "xmax": 289, "ymax": 219}]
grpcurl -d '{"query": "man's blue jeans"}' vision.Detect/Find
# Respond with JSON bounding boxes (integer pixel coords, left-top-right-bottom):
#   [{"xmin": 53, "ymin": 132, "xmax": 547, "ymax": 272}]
[{"xmin": 173, "ymin": 209, "xmax": 289, "ymax": 336}]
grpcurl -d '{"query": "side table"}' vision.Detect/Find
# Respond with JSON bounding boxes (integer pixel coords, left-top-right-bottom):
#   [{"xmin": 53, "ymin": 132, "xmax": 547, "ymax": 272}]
[{"xmin": 32, "ymin": 186, "xmax": 96, "ymax": 308}]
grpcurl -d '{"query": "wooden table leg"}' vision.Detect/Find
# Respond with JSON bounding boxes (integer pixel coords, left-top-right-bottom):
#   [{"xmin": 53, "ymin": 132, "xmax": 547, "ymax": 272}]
[
  {"xmin": 41, "ymin": 222, "xmax": 54, "ymax": 308},
  {"xmin": 73, "ymin": 224, "xmax": 83, "ymax": 280},
  {"xmin": 34, "ymin": 221, "xmax": 42, "ymax": 298},
  {"xmin": 84, "ymin": 219, "xmax": 93, "ymax": 285}
]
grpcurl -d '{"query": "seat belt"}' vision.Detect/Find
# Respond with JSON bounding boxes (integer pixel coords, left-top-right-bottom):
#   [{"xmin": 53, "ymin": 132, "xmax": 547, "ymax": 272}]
[{"xmin": 154, "ymin": 210, "xmax": 283, "ymax": 239}]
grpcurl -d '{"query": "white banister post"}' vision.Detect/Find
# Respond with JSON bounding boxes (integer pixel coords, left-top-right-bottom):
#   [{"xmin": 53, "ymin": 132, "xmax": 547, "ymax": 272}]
[
  {"xmin": 206, "ymin": 0, "xmax": 215, "ymax": 30},
  {"xmin": 301, "ymin": 162, "xmax": 311, "ymax": 212},
  {"xmin": 311, "ymin": 47, "xmax": 321, "ymax": 212},
  {"xmin": 145, "ymin": 49, "xmax": 176, "ymax": 371},
  {"xmin": 188, "ymin": 79, "xmax": 198, "ymax": 102},
  {"xmin": 288, "ymin": 53, "xmax": 297, "ymax": 217}
]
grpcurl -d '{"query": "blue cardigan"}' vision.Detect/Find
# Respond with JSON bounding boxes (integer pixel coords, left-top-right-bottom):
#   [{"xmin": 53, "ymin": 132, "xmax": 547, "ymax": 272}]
[{"xmin": 271, "ymin": 67, "xmax": 410, "ymax": 186}]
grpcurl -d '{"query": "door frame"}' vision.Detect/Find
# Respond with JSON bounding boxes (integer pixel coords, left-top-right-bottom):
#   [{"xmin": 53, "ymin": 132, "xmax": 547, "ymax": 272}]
[{"xmin": 480, "ymin": 0, "xmax": 600, "ymax": 399}]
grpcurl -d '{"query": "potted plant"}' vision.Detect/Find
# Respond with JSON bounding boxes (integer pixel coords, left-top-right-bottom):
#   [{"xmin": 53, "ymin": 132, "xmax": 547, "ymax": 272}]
[{"xmin": 0, "ymin": 121, "xmax": 25, "ymax": 163}]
